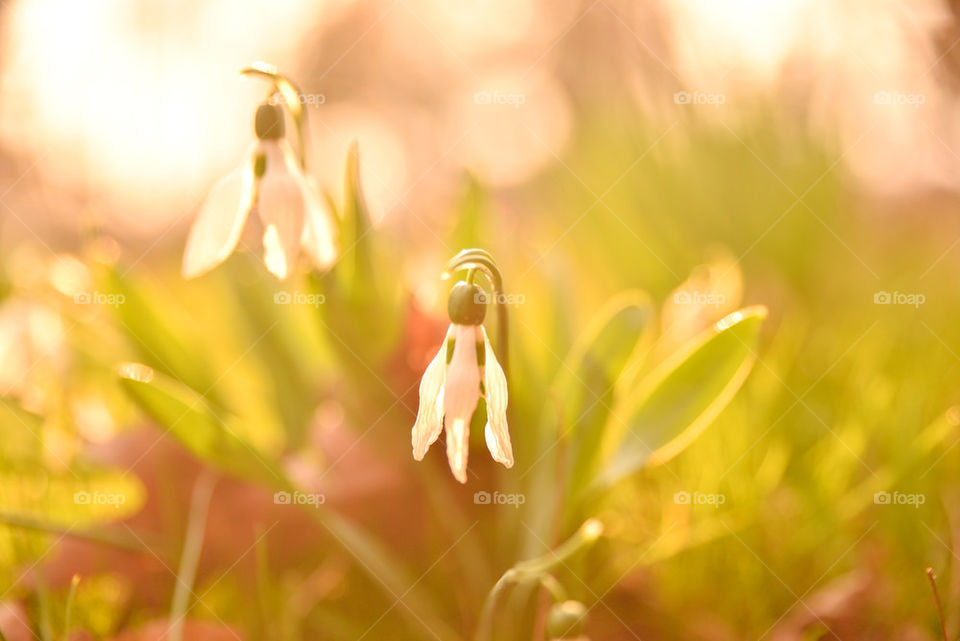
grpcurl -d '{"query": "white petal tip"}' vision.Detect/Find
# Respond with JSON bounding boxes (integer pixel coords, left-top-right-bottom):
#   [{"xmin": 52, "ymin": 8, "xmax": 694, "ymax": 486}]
[
  {"xmin": 181, "ymin": 260, "xmax": 209, "ymax": 280},
  {"xmin": 491, "ymin": 454, "xmax": 513, "ymax": 468},
  {"xmin": 264, "ymin": 261, "xmax": 290, "ymax": 280},
  {"xmin": 305, "ymin": 240, "xmax": 338, "ymax": 271},
  {"xmin": 484, "ymin": 423, "xmax": 514, "ymax": 469},
  {"xmin": 181, "ymin": 249, "xmax": 216, "ymax": 279}
]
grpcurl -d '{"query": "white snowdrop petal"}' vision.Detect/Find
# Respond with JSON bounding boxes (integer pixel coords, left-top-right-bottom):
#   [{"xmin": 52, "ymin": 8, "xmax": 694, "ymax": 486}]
[
  {"xmin": 446, "ymin": 416, "xmax": 470, "ymax": 484},
  {"xmin": 261, "ymin": 224, "xmax": 290, "ymax": 278},
  {"xmin": 182, "ymin": 166, "xmax": 254, "ymax": 279},
  {"xmin": 299, "ymin": 175, "xmax": 339, "ymax": 270},
  {"xmin": 257, "ymin": 142, "xmax": 306, "ymax": 280},
  {"xmin": 443, "ymin": 325, "xmax": 481, "ymax": 483},
  {"xmin": 483, "ymin": 423, "xmax": 503, "ymax": 461},
  {"xmin": 412, "ymin": 326, "xmax": 453, "ymax": 460},
  {"xmin": 482, "ymin": 327, "xmax": 513, "ymax": 467}
]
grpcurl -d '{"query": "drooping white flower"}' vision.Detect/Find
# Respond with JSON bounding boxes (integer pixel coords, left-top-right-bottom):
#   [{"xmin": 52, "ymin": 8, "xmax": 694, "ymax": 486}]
[
  {"xmin": 412, "ymin": 281, "xmax": 513, "ymax": 483},
  {"xmin": 182, "ymin": 103, "xmax": 337, "ymax": 280}
]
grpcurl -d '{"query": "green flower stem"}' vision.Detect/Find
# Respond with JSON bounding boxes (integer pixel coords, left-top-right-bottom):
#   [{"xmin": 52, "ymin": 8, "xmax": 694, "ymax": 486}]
[
  {"xmin": 475, "ymin": 518, "xmax": 603, "ymax": 641},
  {"xmin": 539, "ymin": 574, "xmax": 567, "ymax": 603},
  {"xmin": 169, "ymin": 470, "xmax": 218, "ymax": 641},
  {"xmin": 445, "ymin": 249, "xmax": 509, "ymax": 374},
  {"xmin": 497, "ymin": 299, "xmax": 509, "ymax": 375},
  {"xmin": 240, "ymin": 62, "xmax": 311, "ymax": 170}
]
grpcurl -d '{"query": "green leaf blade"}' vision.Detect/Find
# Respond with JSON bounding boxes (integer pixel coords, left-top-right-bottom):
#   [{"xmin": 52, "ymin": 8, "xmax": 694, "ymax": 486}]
[
  {"xmin": 554, "ymin": 291, "xmax": 655, "ymax": 490},
  {"xmin": 597, "ymin": 305, "xmax": 768, "ymax": 488},
  {"xmin": 117, "ymin": 363, "xmax": 288, "ymax": 489}
]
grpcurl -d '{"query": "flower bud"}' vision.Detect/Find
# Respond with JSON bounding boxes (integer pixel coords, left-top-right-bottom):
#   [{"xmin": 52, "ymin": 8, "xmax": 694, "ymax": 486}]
[
  {"xmin": 447, "ymin": 281, "xmax": 486, "ymax": 325},
  {"xmin": 255, "ymin": 103, "xmax": 285, "ymax": 140},
  {"xmin": 546, "ymin": 600, "xmax": 588, "ymax": 639}
]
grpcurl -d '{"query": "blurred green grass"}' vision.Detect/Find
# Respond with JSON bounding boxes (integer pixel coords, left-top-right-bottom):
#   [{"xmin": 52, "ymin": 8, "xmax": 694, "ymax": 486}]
[{"xmin": 0, "ymin": 104, "xmax": 957, "ymax": 640}]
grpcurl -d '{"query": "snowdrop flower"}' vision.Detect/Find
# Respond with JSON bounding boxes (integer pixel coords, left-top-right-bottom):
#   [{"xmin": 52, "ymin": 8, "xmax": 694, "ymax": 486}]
[
  {"xmin": 182, "ymin": 102, "xmax": 337, "ymax": 280},
  {"xmin": 412, "ymin": 278, "xmax": 513, "ymax": 483}
]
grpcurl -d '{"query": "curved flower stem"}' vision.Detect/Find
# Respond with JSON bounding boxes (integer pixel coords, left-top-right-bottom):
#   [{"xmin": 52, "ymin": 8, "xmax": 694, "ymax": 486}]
[
  {"xmin": 240, "ymin": 62, "xmax": 311, "ymax": 171},
  {"xmin": 498, "ymin": 303, "xmax": 509, "ymax": 375},
  {"xmin": 539, "ymin": 574, "xmax": 567, "ymax": 603},
  {"xmin": 474, "ymin": 518, "xmax": 603, "ymax": 641},
  {"xmin": 445, "ymin": 249, "xmax": 509, "ymax": 374}
]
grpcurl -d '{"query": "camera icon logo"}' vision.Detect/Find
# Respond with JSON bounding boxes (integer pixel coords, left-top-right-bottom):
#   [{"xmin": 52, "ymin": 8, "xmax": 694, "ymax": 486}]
[
  {"xmin": 474, "ymin": 491, "xmax": 491, "ymax": 505},
  {"xmin": 873, "ymin": 291, "xmax": 891, "ymax": 304},
  {"xmin": 673, "ymin": 91, "xmax": 691, "ymax": 105},
  {"xmin": 274, "ymin": 291, "xmax": 292, "ymax": 304},
  {"xmin": 673, "ymin": 491, "xmax": 691, "ymax": 505},
  {"xmin": 274, "ymin": 491, "xmax": 292, "ymax": 504},
  {"xmin": 673, "ymin": 291, "xmax": 691, "ymax": 305},
  {"xmin": 74, "ymin": 491, "xmax": 91, "ymax": 504},
  {"xmin": 474, "ymin": 91, "xmax": 492, "ymax": 105},
  {"xmin": 874, "ymin": 491, "xmax": 891, "ymax": 504},
  {"xmin": 74, "ymin": 292, "xmax": 92, "ymax": 305}
]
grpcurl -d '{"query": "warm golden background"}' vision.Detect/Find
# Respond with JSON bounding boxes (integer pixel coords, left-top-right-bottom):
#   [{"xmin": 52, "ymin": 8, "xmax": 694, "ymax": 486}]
[{"xmin": 1, "ymin": 1, "xmax": 960, "ymax": 640}]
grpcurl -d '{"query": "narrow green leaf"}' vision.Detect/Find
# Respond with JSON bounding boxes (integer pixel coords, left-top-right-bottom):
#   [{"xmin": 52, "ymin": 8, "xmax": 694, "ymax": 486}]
[
  {"xmin": 169, "ymin": 471, "xmax": 217, "ymax": 641},
  {"xmin": 596, "ymin": 305, "xmax": 767, "ymax": 488},
  {"xmin": 552, "ymin": 291, "xmax": 654, "ymax": 488},
  {"xmin": 523, "ymin": 292, "xmax": 652, "ymax": 552},
  {"xmin": 102, "ymin": 267, "xmax": 219, "ymax": 403},
  {"xmin": 64, "ymin": 575, "xmax": 80, "ymax": 641},
  {"xmin": 341, "ymin": 142, "xmax": 376, "ymax": 293},
  {"xmin": 450, "ymin": 173, "xmax": 489, "ymax": 250},
  {"xmin": 117, "ymin": 364, "xmax": 453, "ymax": 638},
  {"xmin": 117, "ymin": 363, "xmax": 287, "ymax": 488},
  {"xmin": 309, "ymin": 144, "xmax": 401, "ymax": 375}
]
